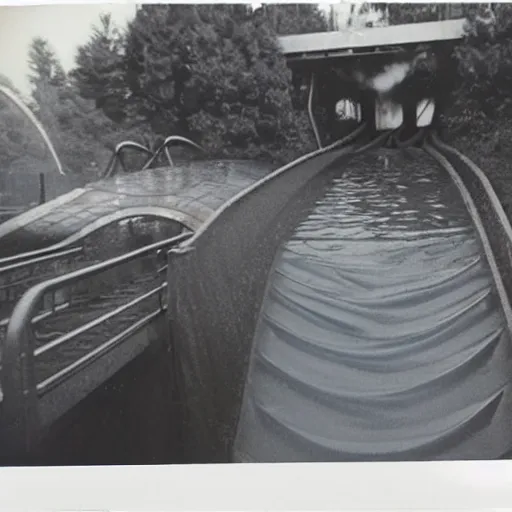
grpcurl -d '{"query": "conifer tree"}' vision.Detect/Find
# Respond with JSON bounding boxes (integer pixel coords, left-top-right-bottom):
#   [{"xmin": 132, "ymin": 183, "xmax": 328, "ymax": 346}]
[
  {"xmin": 71, "ymin": 13, "xmax": 127, "ymax": 123},
  {"xmin": 28, "ymin": 37, "xmax": 131, "ymax": 177},
  {"xmin": 123, "ymin": 4, "xmax": 318, "ymax": 161}
]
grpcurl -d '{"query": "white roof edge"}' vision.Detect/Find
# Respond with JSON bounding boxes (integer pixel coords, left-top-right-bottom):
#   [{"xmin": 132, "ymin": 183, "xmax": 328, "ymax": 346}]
[{"xmin": 278, "ymin": 18, "xmax": 466, "ymax": 55}]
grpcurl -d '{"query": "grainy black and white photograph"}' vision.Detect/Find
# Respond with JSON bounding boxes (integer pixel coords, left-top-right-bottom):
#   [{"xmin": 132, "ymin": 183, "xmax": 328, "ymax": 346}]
[{"xmin": 1, "ymin": 1, "xmax": 512, "ymax": 468}]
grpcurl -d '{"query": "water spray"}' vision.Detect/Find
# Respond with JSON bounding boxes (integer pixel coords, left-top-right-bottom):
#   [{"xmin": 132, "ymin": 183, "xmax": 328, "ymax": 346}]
[{"xmin": 0, "ymin": 85, "xmax": 64, "ymax": 176}]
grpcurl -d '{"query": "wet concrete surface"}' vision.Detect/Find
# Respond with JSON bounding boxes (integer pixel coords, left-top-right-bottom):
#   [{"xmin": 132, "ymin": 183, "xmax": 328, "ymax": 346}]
[{"xmin": 0, "ymin": 160, "xmax": 275, "ymax": 257}]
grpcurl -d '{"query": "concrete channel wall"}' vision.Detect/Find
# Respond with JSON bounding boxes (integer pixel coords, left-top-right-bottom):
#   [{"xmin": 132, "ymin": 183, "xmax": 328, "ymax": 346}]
[{"xmin": 167, "ymin": 144, "xmax": 359, "ymax": 463}]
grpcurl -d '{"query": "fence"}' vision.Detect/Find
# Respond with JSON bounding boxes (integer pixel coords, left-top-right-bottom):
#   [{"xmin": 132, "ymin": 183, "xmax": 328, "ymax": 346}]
[{"xmin": 0, "ymin": 231, "xmax": 191, "ymax": 461}]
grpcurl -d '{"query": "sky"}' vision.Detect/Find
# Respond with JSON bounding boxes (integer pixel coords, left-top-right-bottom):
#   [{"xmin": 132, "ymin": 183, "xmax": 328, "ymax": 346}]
[
  {"xmin": 0, "ymin": 3, "xmax": 137, "ymax": 97},
  {"xmin": 0, "ymin": 2, "xmax": 337, "ymax": 99}
]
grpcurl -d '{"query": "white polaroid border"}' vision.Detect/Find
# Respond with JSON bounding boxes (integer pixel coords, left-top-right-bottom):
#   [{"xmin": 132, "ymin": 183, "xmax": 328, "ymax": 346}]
[
  {"xmin": 0, "ymin": 461, "xmax": 512, "ymax": 510},
  {"xmin": 1, "ymin": 0, "xmax": 512, "ymax": 511}
]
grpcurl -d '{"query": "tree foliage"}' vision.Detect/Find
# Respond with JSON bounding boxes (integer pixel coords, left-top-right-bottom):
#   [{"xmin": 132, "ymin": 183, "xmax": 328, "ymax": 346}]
[
  {"xmin": 27, "ymin": 37, "xmax": 143, "ymax": 178},
  {"xmin": 260, "ymin": 3, "xmax": 328, "ymax": 35},
  {"xmin": 370, "ymin": 3, "xmax": 463, "ymax": 26},
  {"xmin": 28, "ymin": 37, "xmax": 66, "ymax": 88},
  {"xmin": 5, "ymin": 4, "xmax": 339, "ymax": 178},
  {"xmin": 71, "ymin": 13, "xmax": 127, "ymax": 123},
  {"xmin": 454, "ymin": 4, "xmax": 511, "ymax": 117},
  {"xmin": 122, "ymin": 4, "xmax": 322, "ymax": 161}
]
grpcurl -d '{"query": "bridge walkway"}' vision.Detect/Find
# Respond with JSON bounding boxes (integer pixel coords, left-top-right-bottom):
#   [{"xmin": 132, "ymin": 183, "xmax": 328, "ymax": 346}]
[{"xmin": 0, "ymin": 160, "xmax": 274, "ymax": 257}]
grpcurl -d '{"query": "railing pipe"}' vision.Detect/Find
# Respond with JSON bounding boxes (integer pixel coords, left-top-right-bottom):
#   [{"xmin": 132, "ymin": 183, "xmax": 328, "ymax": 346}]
[
  {"xmin": 0, "ymin": 246, "xmax": 83, "ymax": 275},
  {"xmin": 102, "ymin": 141, "xmax": 154, "ymax": 179},
  {"xmin": 36, "ymin": 305, "xmax": 164, "ymax": 396},
  {"xmin": 0, "ymin": 244, "xmax": 83, "ymax": 269},
  {"xmin": 34, "ymin": 285, "xmax": 164, "ymax": 358},
  {"xmin": 1, "ymin": 230, "xmax": 191, "ymax": 456},
  {"xmin": 142, "ymin": 136, "xmax": 206, "ymax": 171},
  {"xmin": 430, "ymin": 133, "xmax": 512, "ymax": 242},
  {"xmin": 307, "ymin": 73, "xmax": 323, "ymax": 149}
]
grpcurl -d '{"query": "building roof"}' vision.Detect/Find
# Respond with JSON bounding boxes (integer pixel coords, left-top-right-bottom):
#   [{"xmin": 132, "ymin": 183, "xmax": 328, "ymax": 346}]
[{"xmin": 278, "ymin": 18, "xmax": 466, "ymax": 57}]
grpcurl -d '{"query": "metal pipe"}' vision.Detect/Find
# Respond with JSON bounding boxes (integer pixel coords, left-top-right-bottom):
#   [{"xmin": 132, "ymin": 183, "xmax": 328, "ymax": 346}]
[
  {"xmin": 142, "ymin": 135, "xmax": 205, "ymax": 171},
  {"xmin": 353, "ymin": 129, "xmax": 392, "ymax": 154},
  {"xmin": 1, "ymin": 230, "xmax": 191, "ymax": 454},
  {"xmin": 307, "ymin": 73, "xmax": 322, "ymax": 149},
  {"xmin": 0, "ymin": 246, "xmax": 83, "ymax": 275},
  {"xmin": 36, "ymin": 307, "xmax": 164, "ymax": 396},
  {"xmin": 102, "ymin": 141, "xmax": 153, "ymax": 179},
  {"xmin": 431, "ymin": 133, "xmax": 512, "ymax": 245},
  {"xmin": 34, "ymin": 283, "xmax": 165, "ymax": 358}
]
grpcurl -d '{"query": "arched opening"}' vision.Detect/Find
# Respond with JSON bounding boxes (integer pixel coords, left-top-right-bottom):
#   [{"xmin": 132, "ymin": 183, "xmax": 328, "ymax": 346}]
[
  {"xmin": 335, "ymin": 98, "xmax": 362, "ymax": 123},
  {"xmin": 375, "ymin": 97, "xmax": 403, "ymax": 130},
  {"xmin": 417, "ymin": 98, "xmax": 435, "ymax": 127}
]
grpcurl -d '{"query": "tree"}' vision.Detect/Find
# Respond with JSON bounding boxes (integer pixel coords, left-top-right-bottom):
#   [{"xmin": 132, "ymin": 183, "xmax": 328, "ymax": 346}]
[
  {"xmin": 328, "ymin": 3, "xmax": 389, "ymax": 30},
  {"xmin": 261, "ymin": 4, "xmax": 328, "ymax": 35},
  {"xmin": 27, "ymin": 37, "xmax": 140, "ymax": 178},
  {"xmin": 452, "ymin": 4, "xmax": 508, "ymax": 119},
  {"xmin": 123, "ymin": 4, "xmax": 318, "ymax": 162},
  {"xmin": 28, "ymin": 37, "xmax": 66, "ymax": 88},
  {"xmin": 70, "ymin": 13, "xmax": 128, "ymax": 123}
]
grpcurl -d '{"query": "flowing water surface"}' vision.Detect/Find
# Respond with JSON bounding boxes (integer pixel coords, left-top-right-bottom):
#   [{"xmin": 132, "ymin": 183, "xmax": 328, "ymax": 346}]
[{"xmin": 234, "ymin": 148, "xmax": 512, "ymax": 462}]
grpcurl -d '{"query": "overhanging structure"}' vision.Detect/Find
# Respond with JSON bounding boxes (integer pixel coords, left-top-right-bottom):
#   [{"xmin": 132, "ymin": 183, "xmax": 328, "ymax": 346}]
[
  {"xmin": 278, "ymin": 18, "xmax": 466, "ymax": 63},
  {"xmin": 277, "ymin": 19, "xmax": 467, "ymax": 145}
]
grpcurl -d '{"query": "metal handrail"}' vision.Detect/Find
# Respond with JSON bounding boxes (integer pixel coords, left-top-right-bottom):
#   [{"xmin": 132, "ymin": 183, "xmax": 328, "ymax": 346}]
[
  {"xmin": 0, "ymin": 246, "xmax": 83, "ymax": 275},
  {"xmin": 1, "ymin": 230, "xmax": 191, "ymax": 453},
  {"xmin": 34, "ymin": 283, "xmax": 164, "ymax": 358},
  {"xmin": 4, "ymin": 230, "xmax": 190, "ymax": 333},
  {"xmin": 352, "ymin": 129, "xmax": 392, "ymax": 153},
  {"xmin": 36, "ymin": 297, "xmax": 165, "ymax": 395},
  {"xmin": 141, "ymin": 135, "xmax": 206, "ymax": 170},
  {"xmin": 34, "ymin": 283, "xmax": 167, "ymax": 396},
  {"xmin": 427, "ymin": 133, "xmax": 512, "ymax": 316},
  {"xmin": 0, "ymin": 243, "xmax": 84, "ymax": 268},
  {"xmin": 102, "ymin": 140, "xmax": 154, "ymax": 179}
]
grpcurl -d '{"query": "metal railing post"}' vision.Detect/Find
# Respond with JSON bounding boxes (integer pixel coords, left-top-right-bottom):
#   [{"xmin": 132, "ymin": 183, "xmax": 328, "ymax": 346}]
[
  {"xmin": 39, "ymin": 173, "xmax": 46, "ymax": 205},
  {"xmin": 1, "ymin": 318, "xmax": 39, "ymax": 461}
]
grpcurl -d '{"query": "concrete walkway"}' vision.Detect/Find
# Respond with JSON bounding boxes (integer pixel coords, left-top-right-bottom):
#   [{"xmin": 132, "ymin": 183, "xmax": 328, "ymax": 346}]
[{"xmin": 0, "ymin": 160, "xmax": 274, "ymax": 256}]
